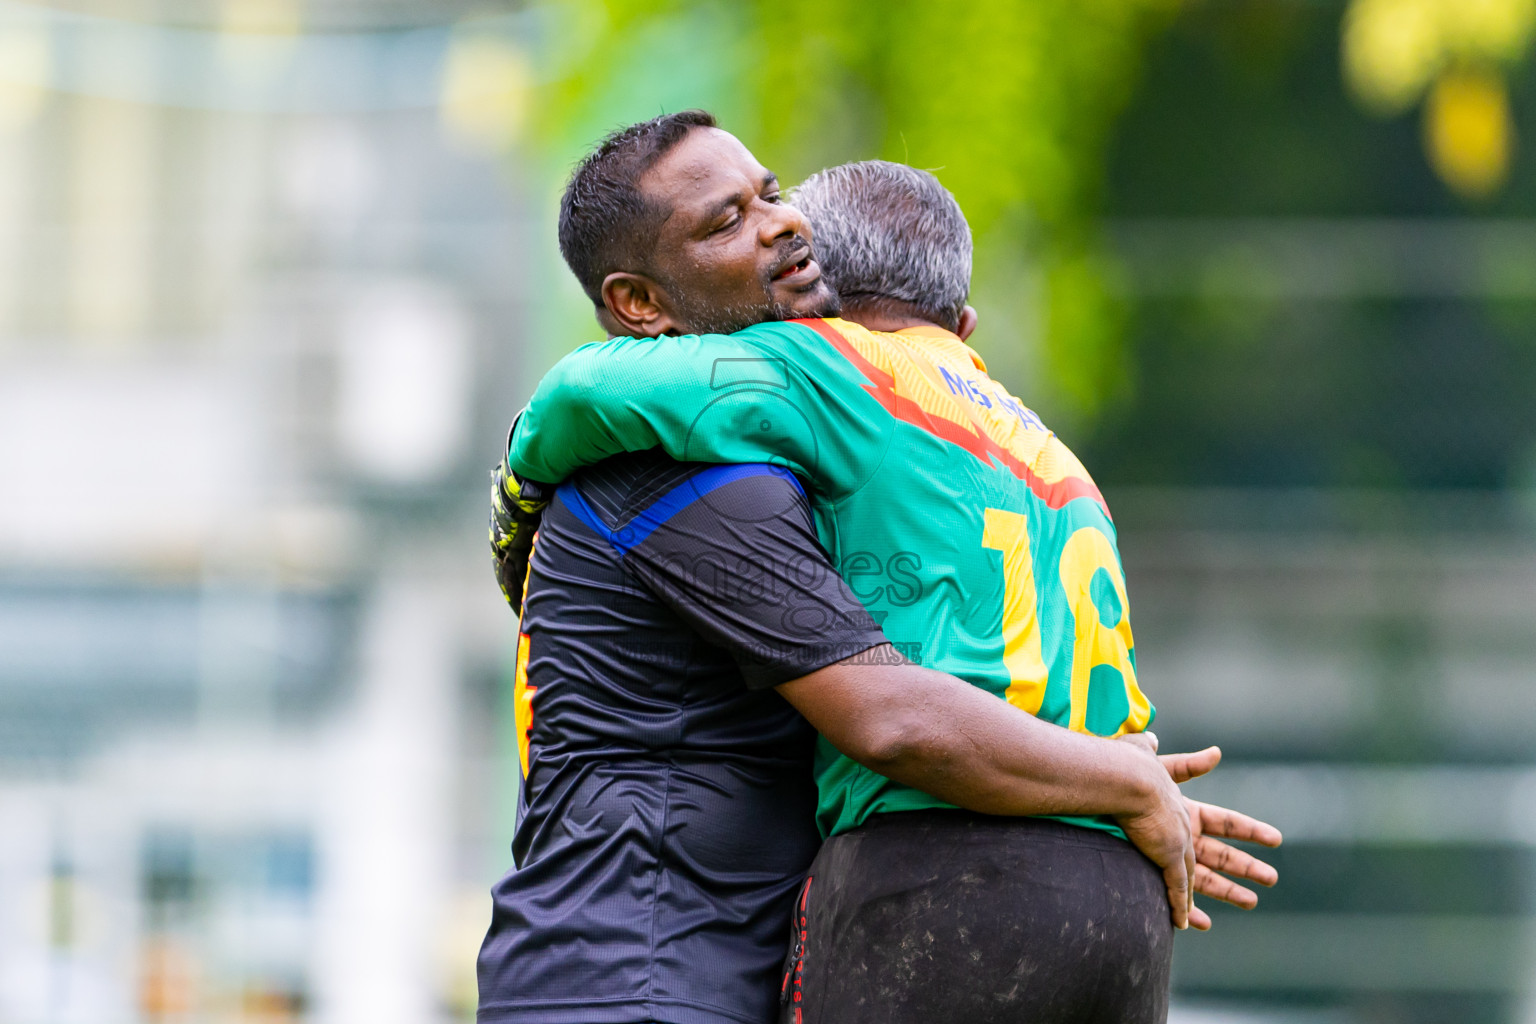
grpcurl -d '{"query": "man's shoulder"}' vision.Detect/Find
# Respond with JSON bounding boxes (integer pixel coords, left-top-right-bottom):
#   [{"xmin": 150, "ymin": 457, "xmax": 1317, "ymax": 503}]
[
  {"xmin": 538, "ymin": 328, "xmax": 802, "ymax": 402},
  {"xmin": 570, "ymin": 450, "xmax": 805, "ymax": 536},
  {"xmin": 544, "ymin": 319, "xmax": 868, "ymax": 394},
  {"xmin": 841, "ymin": 323, "xmax": 1112, "ymax": 516},
  {"xmin": 569, "ymin": 449, "xmax": 704, "ymax": 529},
  {"xmin": 574, "ymin": 323, "xmax": 792, "ymax": 358}
]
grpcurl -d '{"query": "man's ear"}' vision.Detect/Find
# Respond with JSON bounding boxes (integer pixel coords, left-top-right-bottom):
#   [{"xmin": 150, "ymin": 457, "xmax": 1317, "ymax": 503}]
[
  {"xmin": 594, "ymin": 305, "xmax": 623, "ymax": 338},
  {"xmin": 601, "ymin": 273, "xmax": 679, "ymax": 338},
  {"xmin": 957, "ymin": 305, "xmax": 978, "ymax": 341}
]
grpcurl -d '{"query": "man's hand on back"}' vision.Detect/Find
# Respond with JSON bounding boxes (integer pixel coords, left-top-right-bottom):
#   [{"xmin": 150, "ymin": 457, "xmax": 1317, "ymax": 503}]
[
  {"xmin": 781, "ymin": 648, "xmax": 1217, "ymax": 931},
  {"xmin": 490, "ymin": 453, "xmax": 552, "ymax": 616},
  {"xmin": 1119, "ymin": 733, "xmax": 1283, "ymax": 931},
  {"xmin": 1182, "ymin": 796, "xmax": 1282, "ymax": 929},
  {"xmin": 1111, "ymin": 740, "xmax": 1202, "ymax": 930}
]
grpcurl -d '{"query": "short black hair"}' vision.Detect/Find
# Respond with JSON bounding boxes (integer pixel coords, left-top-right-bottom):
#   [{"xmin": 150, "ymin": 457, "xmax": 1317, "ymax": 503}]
[{"xmin": 558, "ymin": 109, "xmax": 718, "ymax": 306}]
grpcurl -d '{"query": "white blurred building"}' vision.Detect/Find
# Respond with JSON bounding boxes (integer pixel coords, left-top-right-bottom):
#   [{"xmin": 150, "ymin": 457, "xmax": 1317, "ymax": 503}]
[{"xmin": 0, "ymin": 5, "xmax": 546, "ymax": 1021}]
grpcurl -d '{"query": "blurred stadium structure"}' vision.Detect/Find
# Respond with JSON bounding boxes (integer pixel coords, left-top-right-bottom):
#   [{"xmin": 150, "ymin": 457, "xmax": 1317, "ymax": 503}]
[
  {"xmin": 0, "ymin": 4, "xmax": 540, "ymax": 1020},
  {"xmin": 0, "ymin": 2, "xmax": 1533, "ymax": 1023}
]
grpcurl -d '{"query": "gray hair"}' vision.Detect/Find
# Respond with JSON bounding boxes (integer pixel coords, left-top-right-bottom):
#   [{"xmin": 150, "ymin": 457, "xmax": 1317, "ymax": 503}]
[{"xmin": 790, "ymin": 160, "xmax": 972, "ymax": 331}]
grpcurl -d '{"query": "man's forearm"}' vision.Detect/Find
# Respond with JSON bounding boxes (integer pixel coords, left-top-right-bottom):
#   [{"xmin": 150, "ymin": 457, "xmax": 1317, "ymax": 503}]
[
  {"xmin": 506, "ymin": 347, "xmax": 650, "ymax": 484},
  {"xmin": 870, "ymin": 664, "xmax": 1158, "ymax": 818},
  {"xmin": 777, "ymin": 653, "xmax": 1159, "ymax": 820},
  {"xmin": 507, "ymin": 328, "xmax": 875, "ymax": 498}
]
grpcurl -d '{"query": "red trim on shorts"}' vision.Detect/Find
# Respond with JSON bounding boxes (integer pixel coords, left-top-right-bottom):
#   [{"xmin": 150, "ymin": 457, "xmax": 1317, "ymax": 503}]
[{"xmin": 787, "ymin": 875, "xmax": 813, "ymax": 1024}]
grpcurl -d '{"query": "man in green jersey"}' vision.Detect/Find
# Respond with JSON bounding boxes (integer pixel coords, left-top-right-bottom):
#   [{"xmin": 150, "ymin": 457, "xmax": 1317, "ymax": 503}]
[{"xmin": 496, "ymin": 113, "xmax": 1278, "ymax": 1023}]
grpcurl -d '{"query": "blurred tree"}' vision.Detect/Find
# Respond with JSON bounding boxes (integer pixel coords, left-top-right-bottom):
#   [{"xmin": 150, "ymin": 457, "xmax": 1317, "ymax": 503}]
[
  {"xmin": 1090, "ymin": 0, "xmax": 1536, "ymax": 491},
  {"xmin": 1344, "ymin": 0, "xmax": 1536, "ymax": 199},
  {"xmin": 517, "ymin": 0, "xmax": 1181, "ymax": 423}
]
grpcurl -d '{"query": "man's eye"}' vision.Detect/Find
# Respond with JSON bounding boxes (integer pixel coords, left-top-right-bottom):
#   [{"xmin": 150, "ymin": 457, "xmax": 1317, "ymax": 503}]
[
  {"xmin": 711, "ymin": 214, "xmax": 740, "ymax": 235},
  {"xmin": 765, "ymin": 193, "xmax": 782, "ymax": 204}
]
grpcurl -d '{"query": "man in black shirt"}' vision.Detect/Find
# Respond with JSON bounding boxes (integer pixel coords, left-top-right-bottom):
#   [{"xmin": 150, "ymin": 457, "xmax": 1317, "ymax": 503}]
[{"xmin": 478, "ymin": 454, "xmax": 886, "ymax": 1024}]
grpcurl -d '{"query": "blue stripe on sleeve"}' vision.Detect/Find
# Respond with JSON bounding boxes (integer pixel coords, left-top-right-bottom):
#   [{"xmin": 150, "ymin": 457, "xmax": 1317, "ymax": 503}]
[{"xmin": 559, "ymin": 463, "xmax": 805, "ymax": 558}]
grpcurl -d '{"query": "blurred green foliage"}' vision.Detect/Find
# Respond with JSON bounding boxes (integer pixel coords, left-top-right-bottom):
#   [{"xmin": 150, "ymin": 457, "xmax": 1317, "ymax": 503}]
[
  {"xmin": 1088, "ymin": 0, "xmax": 1536, "ymax": 490},
  {"xmin": 525, "ymin": 0, "xmax": 1180, "ymax": 422},
  {"xmin": 514, "ymin": 0, "xmax": 1536, "ymax": 491}
]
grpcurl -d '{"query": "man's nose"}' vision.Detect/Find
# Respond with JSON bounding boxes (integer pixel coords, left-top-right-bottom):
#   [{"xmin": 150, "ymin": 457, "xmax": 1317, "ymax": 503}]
[{"xmin": 759, "ymin": 199, "xmax": 810, "ymax": 246}]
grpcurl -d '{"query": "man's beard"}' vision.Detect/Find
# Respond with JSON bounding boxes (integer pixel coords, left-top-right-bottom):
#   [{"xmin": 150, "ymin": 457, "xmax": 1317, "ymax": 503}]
[{"xmin": 665, "ymin": 282, "xmax": 842, "ymax": 336}]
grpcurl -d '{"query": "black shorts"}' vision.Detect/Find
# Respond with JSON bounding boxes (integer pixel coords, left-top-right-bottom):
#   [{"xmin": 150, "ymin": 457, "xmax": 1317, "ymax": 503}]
[{"xmin": 781, "ymin": 810, "xmax": 1174, "ymax": 1024}]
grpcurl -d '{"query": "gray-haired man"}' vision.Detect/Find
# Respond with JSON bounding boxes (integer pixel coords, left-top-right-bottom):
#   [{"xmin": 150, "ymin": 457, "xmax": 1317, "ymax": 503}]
[{"xmin": 785, "ymin": 161, "xmax": 1195, "ymax": 1023}]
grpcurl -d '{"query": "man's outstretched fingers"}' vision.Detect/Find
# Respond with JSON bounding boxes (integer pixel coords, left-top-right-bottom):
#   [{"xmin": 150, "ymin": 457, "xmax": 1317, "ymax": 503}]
[
  {"xmin": 1187, "ymin": 838, "xmax": 1196, "ymax": 909},
  {"xmin": 1164, "ymin": 857, "xmax": 1191, "ymax": 931},
  {"xmin": 1192, "ymin": 800, "xmax": 1283, "ymax": 848},
  {"xmin": 1160, "ymin": 746, "xmax": 1221, "ymax": 784},
  {"xmin": 1194, "ymin": 835, "xmax": 1278, "ymax": 888},
  {"xmin": 1193, "ymin": 863, "xmax": 1259, "ymax": 909},
  {"xmin": 1189, "ymin": 902, "xmax": 1213, "ymax": 931}
]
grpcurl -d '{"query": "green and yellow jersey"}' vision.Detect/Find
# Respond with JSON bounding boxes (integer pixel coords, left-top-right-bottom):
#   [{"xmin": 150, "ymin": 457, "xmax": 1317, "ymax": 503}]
[{"xmin": 509, "ymin": 316, "xmax": 1153, "ymax": 839}]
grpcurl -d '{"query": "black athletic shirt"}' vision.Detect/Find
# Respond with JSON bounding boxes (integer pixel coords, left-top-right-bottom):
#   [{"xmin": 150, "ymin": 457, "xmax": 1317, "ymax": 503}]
[{"xmin": 477, "ymin": 450, "xmax": 888, "ymax": 1024}]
